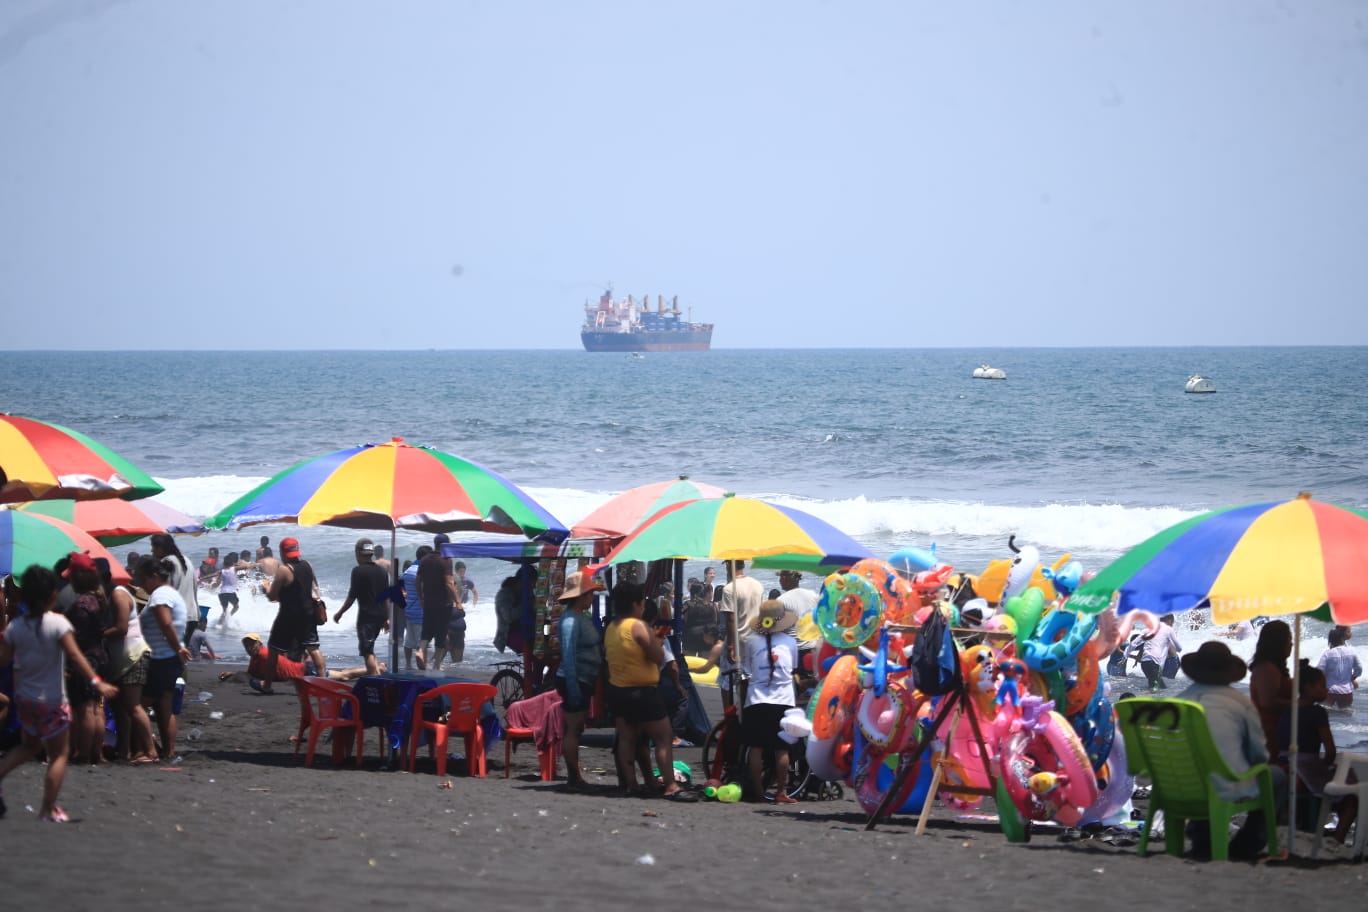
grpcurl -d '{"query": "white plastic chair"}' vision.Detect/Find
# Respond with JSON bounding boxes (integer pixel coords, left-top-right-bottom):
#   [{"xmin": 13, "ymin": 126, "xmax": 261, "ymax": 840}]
[{"xmin": 1313, "ymin": 750, "xmax": 1368, "ymax": 861}]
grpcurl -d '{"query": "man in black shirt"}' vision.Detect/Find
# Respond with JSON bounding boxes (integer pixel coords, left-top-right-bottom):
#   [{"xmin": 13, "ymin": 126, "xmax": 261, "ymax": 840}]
[{"xmin": 334, "ymin": 538, "xmax": 391, "ymax": 675}]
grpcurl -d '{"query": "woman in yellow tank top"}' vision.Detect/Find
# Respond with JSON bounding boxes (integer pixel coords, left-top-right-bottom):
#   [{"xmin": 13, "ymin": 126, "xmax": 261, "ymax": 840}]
[{"xmin": 603, "ymin": 581, "xmax": 680, "ymax": 797}]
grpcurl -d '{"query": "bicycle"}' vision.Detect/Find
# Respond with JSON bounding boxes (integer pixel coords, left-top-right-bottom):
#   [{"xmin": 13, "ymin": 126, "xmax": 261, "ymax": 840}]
[
  {"xmin": 488, "ymin": 660, "xmax": 525, "ymax": 724},
  {"xmin": 699, "ymin": 703, "xmax": 817, "ymax": 802}
]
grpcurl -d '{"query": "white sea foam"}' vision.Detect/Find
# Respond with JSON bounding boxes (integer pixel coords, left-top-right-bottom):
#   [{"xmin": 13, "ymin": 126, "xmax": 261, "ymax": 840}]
[{"xmin": 154, "ymin": 475, "xmax": 1199, "ymax": 558}]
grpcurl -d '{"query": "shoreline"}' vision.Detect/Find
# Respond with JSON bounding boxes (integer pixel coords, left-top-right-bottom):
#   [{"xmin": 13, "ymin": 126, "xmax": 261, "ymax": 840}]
[{"xmin": 2, "ymin": 664, "xmax": 1363, "ymax": 907}]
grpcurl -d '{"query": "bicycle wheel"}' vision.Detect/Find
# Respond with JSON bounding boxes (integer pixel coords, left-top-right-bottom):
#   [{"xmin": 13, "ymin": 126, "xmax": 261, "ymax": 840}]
[
  {"xmin": 700, "ymin": 719, "xmax": 731, "ymax": 784},
  {"xmin": 759, "ymin": 743, "xmax": 811, "ymax": 801},
  {"xmin": 489, "ymin": 668, "xmax": 525, "ymax": 723}
]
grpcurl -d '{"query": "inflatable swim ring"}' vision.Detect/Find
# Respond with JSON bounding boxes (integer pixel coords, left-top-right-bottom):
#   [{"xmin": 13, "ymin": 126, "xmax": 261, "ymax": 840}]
[
  {"xmin": 856, "ymin": 680, "xmax": 918, "ymax": 752},
  {"xmin": 999, "ymin": 710, "xmax": 1098, "ymax": 826},
  {"xmin": 856, "ymin": 743, "xmax": 932, "ymax": 818},
  {"xmin": 849, "ymin": 558, "xmax": 915, "ymax": 626},
  {"xmin": 1063, "ymin": 640, "xmax": 1102, "ymax": 717},
  {"xmin": 811, "ymin": 654, "xmax": 861, "ymax": 740},
  {"xmin": 1021, "ymin": 606, "xmax": 1098, "ymax": 674},
  {"xmin": 815, "ymin": 572, "xmax": 883, "ymax": 648}
]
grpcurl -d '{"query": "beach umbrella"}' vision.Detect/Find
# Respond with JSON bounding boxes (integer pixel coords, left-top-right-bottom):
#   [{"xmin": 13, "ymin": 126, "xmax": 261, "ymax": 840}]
[
  {"xmin": 0, "ymin": 414, "xmax": 164, "ymax": 504},
  {"xmin": 595, "ymin": 493, "xmax": 873, "ymax": 569},
  {"xmin": 1069, "ymin": 492, "xmax": 1368, "ymax": 855},
  {"xmin": 204, "ymin": 437, "xmax": 567, "ymax": 542},
  {"xmin": 17, "ymin": 497, "xmax": 205, "ymax": 546},
  {"xmin": 204, "ymin": 437, "xmax": 567, "ymax": 671},
  {"xmin": 0, "ymin": 510, "xmax": 131, "ymax": 585},
  {"xmin": 570, "ymin": 475, "xmax": 727, "ymax": 540},
  {"xmin": 1069, "ymin": 493, "xmax": 1368, "ymax": 625}
]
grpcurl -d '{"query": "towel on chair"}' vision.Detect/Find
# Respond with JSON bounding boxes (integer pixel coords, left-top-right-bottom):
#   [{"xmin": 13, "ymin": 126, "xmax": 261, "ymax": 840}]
[{"xmin": 506, "ymin": 689, "xmax": 564, "ymax": 753}]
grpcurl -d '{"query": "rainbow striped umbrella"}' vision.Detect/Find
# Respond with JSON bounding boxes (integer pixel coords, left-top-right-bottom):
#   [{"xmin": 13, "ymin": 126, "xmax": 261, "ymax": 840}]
[
  {"xmin": 0, "ymin": 414, "xmax": 163, "ymax": 504},
  {"xmin": 17, "ymin": 497, "xmax": 205, "ymax": 546},
  {"xmin": 204, "ymin": 437, "xmax": 566, "ymax": 541},
  {"xmin": 1071, "ymin": 493, "xmax": 1368, "ymax": 625},
  {"xmin": 571, "ymin": 475, "xmax": 727, "ymax": 540},
  {"xmin": 595, "ymin": 494, "xmax": 872, "ymax": 569},
  {"xmin": 0, "ymin": 510, "xmax": 132, "ymax": 585}
]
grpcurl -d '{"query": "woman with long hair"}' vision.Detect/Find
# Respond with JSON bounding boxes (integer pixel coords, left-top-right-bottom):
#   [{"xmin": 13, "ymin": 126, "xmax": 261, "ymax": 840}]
[
  {"xmin": 0, "ymin": 565, "xmax": 117, "ymax": 821},
  {"xmin": 149, "ymin": 533, "xmax": 198, "ymax": 642},
  {"xmin": 97, "ymin": 558, "xmax": 155, "ymax": 762},
  {"xmin": 62, "ymin": 552, "xmax": 112, "ymax": 764},
  {"xmin": 1248, "ymin": 619, "xmax": 1293, "ymax": 758}
]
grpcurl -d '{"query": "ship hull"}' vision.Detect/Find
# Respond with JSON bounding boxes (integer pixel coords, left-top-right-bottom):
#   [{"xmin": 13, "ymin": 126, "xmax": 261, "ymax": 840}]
[{"xmin": 581, "ymin": 330, "xmax": 712, "ymax": 352}]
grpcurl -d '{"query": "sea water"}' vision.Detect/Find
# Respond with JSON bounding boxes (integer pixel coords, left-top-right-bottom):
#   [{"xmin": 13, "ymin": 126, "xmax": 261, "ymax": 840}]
[{"xmin": 4, "ymin": 347, "xmax": 1366, "ymax": 745}]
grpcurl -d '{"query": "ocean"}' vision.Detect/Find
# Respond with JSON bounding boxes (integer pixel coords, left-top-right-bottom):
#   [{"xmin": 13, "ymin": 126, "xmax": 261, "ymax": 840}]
[{"xmin": 4, "ymin": 346, "xmax": 1367, "ymax": 746}]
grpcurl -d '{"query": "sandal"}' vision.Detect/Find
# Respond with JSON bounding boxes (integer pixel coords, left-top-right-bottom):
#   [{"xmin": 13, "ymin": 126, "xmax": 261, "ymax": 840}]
[
  {"xmin": 774, "ymin": 794, "xmax": 799, "ymax": 805},
  {"xmin": 40, "ymin": 806, "xmax": 70, "ymax": 823}
]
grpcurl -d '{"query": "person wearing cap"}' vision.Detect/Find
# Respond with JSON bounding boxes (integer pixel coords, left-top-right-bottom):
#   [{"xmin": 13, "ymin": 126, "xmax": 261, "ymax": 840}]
[
  {"xmin": 418, "ymin": 534, "xmax": 459, "ymax": 672},
  {"xmin": 741, "ymin": 599, "xmax": 801, "ymax": 804},
  {"xmin": 776, "ymin": 569, "xmax": 820, "ymax": 646},
  {"xmin": 219, "ymin": 634, "xmax": 373, "ymax": 687},
  {"xmin": 135, "ymin": 557, "xmax": 194, "ymax": 763},
  {"xmin": 261, "ymin": 537, "xmax": 327, "ymax": 693},
  {"xmin": 556, "ymin": 570, "xmax": 603, "ymax": 790},
  {"xmin": 334, "ymin": 538, "xmax": 391, "ymax": 676},
  {"xmin": 1177, "ymin": 640, "xmax": 1289, "ymax": 860}
]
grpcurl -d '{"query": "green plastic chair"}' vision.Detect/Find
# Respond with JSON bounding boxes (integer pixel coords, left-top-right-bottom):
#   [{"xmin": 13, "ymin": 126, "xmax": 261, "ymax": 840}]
[{"xmin": 1116, "ymin": 698, "xmax": 1279, "ymax": 861}]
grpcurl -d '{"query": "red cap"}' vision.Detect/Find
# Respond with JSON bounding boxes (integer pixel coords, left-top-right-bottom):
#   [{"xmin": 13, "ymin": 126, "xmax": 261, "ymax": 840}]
[
  {"xmin": 63, "ymin": 550, "xmax": 97, "ymax": 578},
  {"xmin": 280, "ymin": 537, "xmax": 301, "ymax": 559}
]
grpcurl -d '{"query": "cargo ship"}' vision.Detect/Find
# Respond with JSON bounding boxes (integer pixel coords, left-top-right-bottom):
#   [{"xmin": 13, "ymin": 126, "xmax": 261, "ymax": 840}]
[{"xmin": 580, "ymin": 288, "xmax": 713, "ymax": 352}]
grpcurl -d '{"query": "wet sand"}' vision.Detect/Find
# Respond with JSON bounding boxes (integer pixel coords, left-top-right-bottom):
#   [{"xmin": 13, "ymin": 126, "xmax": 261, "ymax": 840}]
[{"xmin": 1, "ymin": 662, "xmax": 1364, "ymax": 909}]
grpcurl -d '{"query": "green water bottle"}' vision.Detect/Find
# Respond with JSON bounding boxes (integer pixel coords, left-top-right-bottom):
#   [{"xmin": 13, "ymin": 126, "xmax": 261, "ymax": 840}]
[{"xmin": 716, "ymin": 783, "xmax": 742, "ymax": 803}]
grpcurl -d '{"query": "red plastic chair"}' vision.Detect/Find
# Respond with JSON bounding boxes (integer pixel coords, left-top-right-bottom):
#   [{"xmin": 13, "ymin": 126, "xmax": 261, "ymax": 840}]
[
  {"xmin": 293, "ymin": 677, "xmax": 365, "ymax": 768},
  {"xmin": 504, "ymin": 689, "xmax": 563, "ymax": 780},
  {"xmin": 408, "ymin": 683, "xmax": 498, "ymax": 777},
  {"xmin": 504, "ymin": 726, "xmax": 559, "ymax": 780}
]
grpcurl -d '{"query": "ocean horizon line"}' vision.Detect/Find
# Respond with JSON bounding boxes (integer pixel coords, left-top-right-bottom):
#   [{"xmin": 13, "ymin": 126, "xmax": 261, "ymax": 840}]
[{"xmin": 3, "ymin": 343, "xmax": 1366, "ymax": 354}]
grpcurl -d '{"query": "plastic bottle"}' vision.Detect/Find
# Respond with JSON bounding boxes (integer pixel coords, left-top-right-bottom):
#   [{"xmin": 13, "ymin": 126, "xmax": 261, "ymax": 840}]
[
  {"xmin": 172, "ymin": 678, "xmax": 186, "ymax": 715},
  {"xmin": 716, "ymin": 783, "xmax": 742, "ymax": 803}
]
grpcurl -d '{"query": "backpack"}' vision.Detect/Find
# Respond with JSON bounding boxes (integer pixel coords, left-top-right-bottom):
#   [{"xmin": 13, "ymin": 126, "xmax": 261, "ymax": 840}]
[{"xmin": 911, "ymin": 607, "xmax": 960, "ymax": 696}]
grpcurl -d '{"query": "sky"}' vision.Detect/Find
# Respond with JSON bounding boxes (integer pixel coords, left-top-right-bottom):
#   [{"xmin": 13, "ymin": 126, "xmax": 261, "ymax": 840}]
[{"xmin": 1, "ymin": 0, "xmax": 1366, "ymax": 350}]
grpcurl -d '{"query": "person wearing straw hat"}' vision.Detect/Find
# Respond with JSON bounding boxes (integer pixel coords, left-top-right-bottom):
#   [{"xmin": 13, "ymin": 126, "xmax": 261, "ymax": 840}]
[
  {"xmin": 1177, "ymin": 640, "xmax": 1288, "ymax": 860},
  {"xmin": 556, "ymin": 569, "xmax": 603, "ymax": 791},
  {"xmin": 741, "ymin": 599, "xmax": 801, "ymax": 804}
]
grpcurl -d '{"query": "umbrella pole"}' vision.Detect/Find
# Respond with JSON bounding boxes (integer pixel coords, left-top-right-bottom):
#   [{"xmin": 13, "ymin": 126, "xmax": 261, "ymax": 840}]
[
  {"xmin": 390, "ymin": 527, "xmax": 400, "ymax": 675},
  {"xmin": 1288, "ymin": 614, "xmax": 1301, "ymax": 856}
]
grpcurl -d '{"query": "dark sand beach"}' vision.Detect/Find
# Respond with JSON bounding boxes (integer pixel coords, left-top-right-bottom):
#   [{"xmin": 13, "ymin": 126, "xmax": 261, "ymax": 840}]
[{"xmin": 2, "ymin": 663, "xmax": 1364, "ymax": 910}]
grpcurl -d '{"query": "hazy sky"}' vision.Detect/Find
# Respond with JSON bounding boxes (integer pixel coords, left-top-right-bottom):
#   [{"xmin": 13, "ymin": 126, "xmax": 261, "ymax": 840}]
[{"xmin": 2, "ymin": 1, "xmax": 1366, "ymax": 350}]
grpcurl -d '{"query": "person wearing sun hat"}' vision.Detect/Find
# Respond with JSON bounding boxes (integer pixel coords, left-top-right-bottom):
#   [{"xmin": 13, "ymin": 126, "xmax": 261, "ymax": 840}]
[
  {"xmin": 556, "ymin": 569, "xmax": 604, "ymax": 790},
  {"xmin": 1177, "ymin": 640, "xmax": 1288, "ymax": 860},
  {"xmin": 741, "ymin": 599, "xmax": 801, "ymax": 804}
]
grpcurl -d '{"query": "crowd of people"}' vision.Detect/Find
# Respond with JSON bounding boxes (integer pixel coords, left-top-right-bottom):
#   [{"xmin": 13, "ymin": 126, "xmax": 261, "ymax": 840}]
[{"xmin": 1, "ymin": 532, "xmax": 1363, "ymax": 843}]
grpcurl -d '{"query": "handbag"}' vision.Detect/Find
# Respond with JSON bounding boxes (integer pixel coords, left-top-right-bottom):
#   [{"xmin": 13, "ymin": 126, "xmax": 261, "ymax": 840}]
[{"xmin": 314, "ymin": 597, "xmax": 328, "ymax": 626}]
